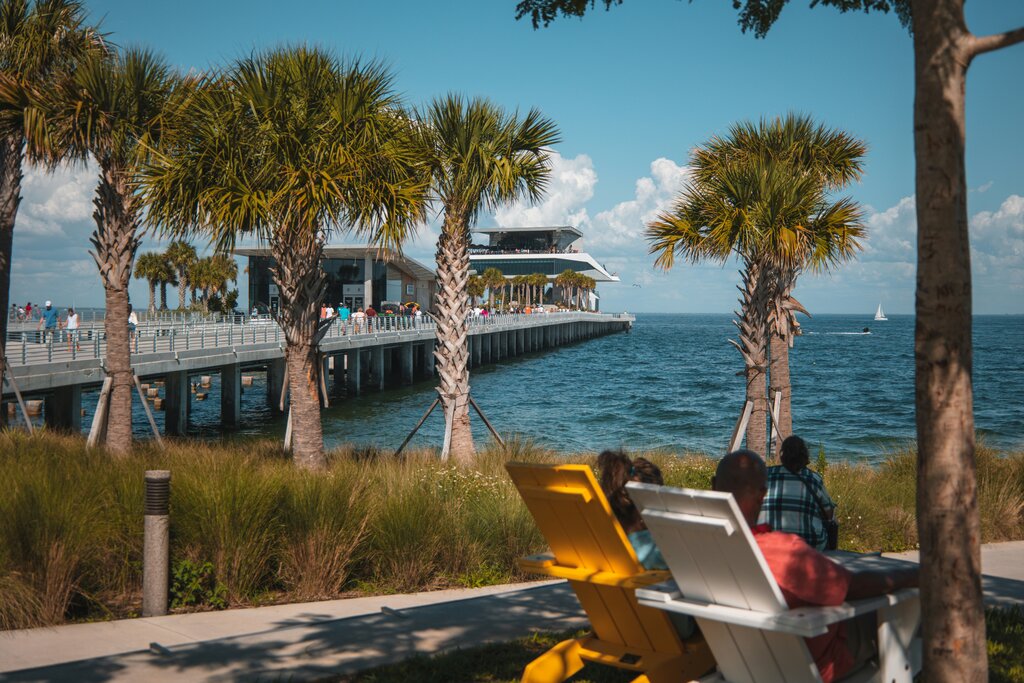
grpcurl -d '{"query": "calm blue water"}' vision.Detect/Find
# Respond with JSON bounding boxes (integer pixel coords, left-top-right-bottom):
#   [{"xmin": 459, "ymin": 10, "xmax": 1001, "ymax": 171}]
[{"xmin": 88, "ymin": 314, "xmax": 1023, "ymax": 463}]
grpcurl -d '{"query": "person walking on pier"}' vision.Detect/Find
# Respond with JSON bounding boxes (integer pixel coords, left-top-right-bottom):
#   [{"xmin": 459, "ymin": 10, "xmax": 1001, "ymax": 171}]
[
  {"xmin": 65, "ymin": 307, "xmax": 81, "ymax": 352},
  {"xmin": 128, "ymin": 304, "xmax": 139, "ymax": 344},
  {"xmin": 351, "ymin": 306, "xmax": 365, "ymax": 333},
  {"xmin": 37, "ymin": 301, "xmax": 59, "ymax": 344},
  {"xmin": 338, "ymin": 302, "xmax": 350, "ymax": 334}
]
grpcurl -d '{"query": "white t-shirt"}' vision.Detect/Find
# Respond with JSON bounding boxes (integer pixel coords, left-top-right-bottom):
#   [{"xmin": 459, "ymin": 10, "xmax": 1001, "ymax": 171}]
[
  {"xmin": 66, "ymin": 313, "xmax": 79, "ymax": 330},
  {"xmin": 128, "ymin": 311, "xmax": 139, "ymax": 325},
  {"xmin": 351, "ymin": 311, "xmax": 366, "ymax": 321}
]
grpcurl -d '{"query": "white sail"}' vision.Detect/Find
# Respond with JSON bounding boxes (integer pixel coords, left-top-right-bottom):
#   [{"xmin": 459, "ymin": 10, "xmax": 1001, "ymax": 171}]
[{"xmin": 875, "ymin": 303, "xmax": 888, "ymax": 321}]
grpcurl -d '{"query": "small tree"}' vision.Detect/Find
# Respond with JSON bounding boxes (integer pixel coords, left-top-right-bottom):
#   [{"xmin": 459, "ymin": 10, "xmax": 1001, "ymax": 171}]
[
  {"xmin": 481, "ymin": 267, "xmax": 505, "ymax": 310},
  {"xmin": 133, "ymin": 251, "xmax": 167, "ymax": 314},
  {"xmin": 164, "ymin": 240, "xmax": 196, "ymax": 310}
]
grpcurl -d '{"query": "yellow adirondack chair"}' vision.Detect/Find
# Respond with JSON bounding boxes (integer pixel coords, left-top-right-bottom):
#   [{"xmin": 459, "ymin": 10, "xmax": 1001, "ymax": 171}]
[{"xmin": 507, "ymin": 462, "xmax": 715, "ymax": 683}]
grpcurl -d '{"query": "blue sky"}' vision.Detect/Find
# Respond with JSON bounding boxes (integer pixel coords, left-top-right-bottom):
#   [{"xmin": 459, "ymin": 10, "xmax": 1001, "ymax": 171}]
[{"xmin": 10, "ymin": 1, "xmax": 1024, "ymax": 314}]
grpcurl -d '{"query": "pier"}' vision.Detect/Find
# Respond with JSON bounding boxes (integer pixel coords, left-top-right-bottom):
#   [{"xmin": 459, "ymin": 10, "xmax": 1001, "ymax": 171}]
[{"xmin": 2, "ymin": 311, "xmax": 633, "ymax": 435}]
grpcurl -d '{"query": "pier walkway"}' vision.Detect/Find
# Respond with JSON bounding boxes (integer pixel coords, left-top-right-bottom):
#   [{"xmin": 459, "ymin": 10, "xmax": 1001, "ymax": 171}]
[{"xmin": 2, "ymin": 311, "xmax": 633, "ymax": 434}]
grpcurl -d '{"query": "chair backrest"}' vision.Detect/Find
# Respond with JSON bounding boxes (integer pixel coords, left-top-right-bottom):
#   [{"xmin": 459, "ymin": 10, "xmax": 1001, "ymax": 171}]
[
  {"xmin": 628, "ymin": 483, "xmax": 825, "ymax": 682},
  {"xmin": 507, "ymin": 462, "xmax": 682, "ymax": 654},
  {"xmin": 626, "ymin": 482, "xmax": 789, "ymax": 614}
]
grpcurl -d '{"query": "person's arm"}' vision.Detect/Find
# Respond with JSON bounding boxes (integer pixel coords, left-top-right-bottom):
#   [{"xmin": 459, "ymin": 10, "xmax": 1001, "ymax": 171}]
[{"xmin": 845, "ymin": 566, "xmax": 919, "ymax": 601}]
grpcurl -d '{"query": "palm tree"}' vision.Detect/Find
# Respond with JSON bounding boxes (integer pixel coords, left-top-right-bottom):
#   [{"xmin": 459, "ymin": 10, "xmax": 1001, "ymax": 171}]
[
  {"xmin": 141, "ymin": 47, "xmax": 427, "ymax": 469},
  {"xmin": 417, "ymin": 94, "xmax": 559, "ymax": 464},
  {"xmin": 555, "ymin": 269, "xmax": 576, "ymax": 308},
  {"xmin": 23, "ymin": 47, "xmax": 177, "ymax": 455},
  {"xmin": 467, "ymin": 274, "xmax": 485, "ymax": 307},
  {"xmin": 694, "ymin": 115, "xmax": 867, "ymax": 438},
  {"xmin": 529, "ymin": 272, "xmax": 548, "ymax": 306},
  {"xmin": 0, "ymin": 0, "xmax": 100, "ymax": 394},
  {"xmin": 133, "ymin": 251, "xmax": 167, "ymax": 314},
  {"xmin": 164, "ymin": 240, "xmax": 196, "ymax": 310},
  {"xmin": 481, "ymin": 267, "xmax": 504, "ymax": 311},
  {"xmin": 648, "ymin": 117, "xmax": 865, "ymax": 456},
  {"xmin": 156, "ymin": 257, "xmax": 176, "ymax": 311},
  {"xmin": 191, "ymin": 254, "xmax": 237, "ymax": 313}
]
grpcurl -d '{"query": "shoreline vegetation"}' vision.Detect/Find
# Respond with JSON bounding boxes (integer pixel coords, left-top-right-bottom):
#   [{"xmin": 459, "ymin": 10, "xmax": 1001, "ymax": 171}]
[{"xmin": 2, "ymin": 432, "xmax": 1023, "ymax": 632}]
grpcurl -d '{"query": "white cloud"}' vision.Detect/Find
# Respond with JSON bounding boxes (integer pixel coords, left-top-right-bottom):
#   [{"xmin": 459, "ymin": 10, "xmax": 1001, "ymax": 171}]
[
  {"xmin": 590, "ymin": 158, "xmax": 691, "ymax": 248},
  {"xmin": 493, "ymin": 150, "xmax": 597, "ymax": 230}
]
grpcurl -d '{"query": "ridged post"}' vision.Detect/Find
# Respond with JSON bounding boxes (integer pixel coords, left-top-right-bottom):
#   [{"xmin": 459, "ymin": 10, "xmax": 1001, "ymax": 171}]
[{"xmin": 143, "ymin": 470, "xmax": 171, "ymax": 617}]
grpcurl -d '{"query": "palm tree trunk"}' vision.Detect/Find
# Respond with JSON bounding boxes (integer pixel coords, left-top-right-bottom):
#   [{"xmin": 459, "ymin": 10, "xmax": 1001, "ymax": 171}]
[
  {"xmin": 91, "ymin": 165, "xmax": 141, "ymax": 456},
  {"xmin": 911, "ymin": 3, "xmax": 986, "ymax": 679},
  {"xmin": 177, "ymin": 272, "xmax": 188, "ymax": 309},
  {"xmin": 0, "ymin": 133, "xmax": 23, "ymax": 407},
  {"xmin": 434, "ymin": 212, "xmax": 475, "ymax": 464},
  {"xmin": 147, "ymin": 280, "xmax": 157, "ymax": 314},
  {"xmin": 732, "ymin": 260, "xmax": 769, "ymax": 457},
  {"xmin": 159, "ymin": 281, "xmax": 169, "ymax": 310},
  {"xmin": 272, "ymin": 228, "xmax": 326, "ymax": 468},
  {"xmin": 768, "ymin": 331, "xmax": 791, "ymax": 447}
]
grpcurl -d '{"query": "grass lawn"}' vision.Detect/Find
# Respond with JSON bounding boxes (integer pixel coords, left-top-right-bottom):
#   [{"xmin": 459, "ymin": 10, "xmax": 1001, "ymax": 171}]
[{"xmin": 338, "ymin": 608, "xmax": 1024, "ymax": 683}]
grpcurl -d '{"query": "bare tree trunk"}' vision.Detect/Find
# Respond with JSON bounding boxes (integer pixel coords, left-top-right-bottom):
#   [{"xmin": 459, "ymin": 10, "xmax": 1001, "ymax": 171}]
[
  {"xmin": 911, "ymin": 2, "xmax": 985, "ymax": 679},
  {"xmin": 91, "ymin": 165, "xmax": 141, "ymax": 456},
  {"xmin": 0, "ymin": 134, "xmax": 23, "ymax": 405},
  {"xmin": 147, "ymin": 280, "xmax": 157, "ymax": 314},
  {"xmin": 177, "ymin": 271, "xmax": 188, "ymax": 309},
  {"xmin": 434, "ymin": 211, "xmax": 475, "ymax": 464},
  {"xmin": 272, "ymin": 228, "xmax": 327, "ymax": 469},
  {"xmin": 732, "ymin": 261, "xmax": 769, "ymax": 457}
]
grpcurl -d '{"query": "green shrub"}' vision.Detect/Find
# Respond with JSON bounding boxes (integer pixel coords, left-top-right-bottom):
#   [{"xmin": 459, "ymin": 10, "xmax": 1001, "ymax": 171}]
[{"xmin": 170, "ymin": 559, "xmax": 227, "ymax": 610}]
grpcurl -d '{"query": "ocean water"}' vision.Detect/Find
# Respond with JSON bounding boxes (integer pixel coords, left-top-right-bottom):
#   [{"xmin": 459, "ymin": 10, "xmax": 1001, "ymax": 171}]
[{"xmin": 92, "ymin": 313, "xmax": 1023, "ymax": 463}]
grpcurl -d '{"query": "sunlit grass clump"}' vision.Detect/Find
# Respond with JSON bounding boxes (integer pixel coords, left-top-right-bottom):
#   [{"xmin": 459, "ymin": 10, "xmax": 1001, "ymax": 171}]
[{"xmin": 1, "ymin": 432, "xmax": 1022, "ymax": 630}]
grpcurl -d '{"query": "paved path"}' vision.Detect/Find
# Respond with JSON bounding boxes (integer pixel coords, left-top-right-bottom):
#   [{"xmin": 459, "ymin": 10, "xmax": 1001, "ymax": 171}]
[{"xmin": 2, "ymin": 542, "xmax": 1022, "ymax": 682}]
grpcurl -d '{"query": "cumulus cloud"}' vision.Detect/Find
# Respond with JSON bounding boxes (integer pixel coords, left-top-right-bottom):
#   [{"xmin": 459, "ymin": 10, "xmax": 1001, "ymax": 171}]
[
  {"xmin": 493, "ymin": 150, "xmax": 597, "ymax": 230},
  {"xmin": 590, "ymin": 158, "xmax": 691, "ymax": 248}
]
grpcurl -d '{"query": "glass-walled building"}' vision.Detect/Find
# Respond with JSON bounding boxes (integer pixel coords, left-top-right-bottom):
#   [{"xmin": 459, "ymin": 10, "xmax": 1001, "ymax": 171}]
[
  {"xmin": 468, "ymin": 226, "xmax": 619, "ymax": 309},
  {"xmin": 237, "ymin": 246, "xmax": 435, "ymax": 314}
]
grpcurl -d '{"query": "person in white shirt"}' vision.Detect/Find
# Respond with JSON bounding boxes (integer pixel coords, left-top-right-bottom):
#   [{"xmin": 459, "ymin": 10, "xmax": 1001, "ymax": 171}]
[
  {"xmin": 127, "ymin": 304, "xmax": 139, "ymax": 342},
  {"xmin": 65, "ymin": 307, "xmax": 80, "ymax": 352},
  {"xmin": 351, "ymin": 307, "xmax": 366, "ymax": 333},
  {"xmin": 325, "ymin": 305, "xmax": 335, "ymax": 319}
]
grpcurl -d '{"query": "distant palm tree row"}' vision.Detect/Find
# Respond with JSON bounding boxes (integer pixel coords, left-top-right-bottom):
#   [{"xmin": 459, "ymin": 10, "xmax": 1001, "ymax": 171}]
[
  {"xmin": 468, "ymin": 268, "xmax": 597, "ymax": 312},
  {"xmin": 133, "ymin": 242, "xmax": 238, "ymax": 314}
]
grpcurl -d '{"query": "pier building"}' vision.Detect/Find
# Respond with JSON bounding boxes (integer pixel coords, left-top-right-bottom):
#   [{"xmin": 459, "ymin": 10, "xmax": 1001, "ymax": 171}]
[
  {"xmin": 238, "ymin": 246, "xmax": 436, "ymax": 314},
  {"xmin": 468, "ymin": 226, "xmax": 619, "ymax": 309}
]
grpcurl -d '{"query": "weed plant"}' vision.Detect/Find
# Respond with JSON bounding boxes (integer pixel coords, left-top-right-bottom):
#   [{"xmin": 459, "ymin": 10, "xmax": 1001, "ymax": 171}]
[{"xmin": 1, "ymin": 431, "xmax": 1022, "ymax": 629}]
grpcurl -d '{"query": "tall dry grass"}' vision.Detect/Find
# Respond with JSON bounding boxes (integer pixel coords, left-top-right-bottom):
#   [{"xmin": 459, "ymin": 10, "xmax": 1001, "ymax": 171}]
[{"xmin": 1, "ymin": 431, "xmax": 1022, "ymax": 629}]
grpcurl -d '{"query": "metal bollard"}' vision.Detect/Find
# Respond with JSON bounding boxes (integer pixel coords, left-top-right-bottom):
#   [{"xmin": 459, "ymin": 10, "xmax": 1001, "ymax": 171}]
[{"xmin": 143, "ymin": 470, "xmax": 171, "ymax": 617}]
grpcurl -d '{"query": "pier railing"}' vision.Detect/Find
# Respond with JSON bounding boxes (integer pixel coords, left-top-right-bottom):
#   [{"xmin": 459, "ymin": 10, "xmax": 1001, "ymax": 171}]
[{"xmin": 3, "ymin": 311, "xmax": 629, "ymax": 367}]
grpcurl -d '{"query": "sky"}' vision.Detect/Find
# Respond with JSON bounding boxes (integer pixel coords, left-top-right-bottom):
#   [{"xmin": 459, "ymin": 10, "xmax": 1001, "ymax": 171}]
[{"xmin": 10, "ymin": 0, "xmax": 1024, "ymax": 314}]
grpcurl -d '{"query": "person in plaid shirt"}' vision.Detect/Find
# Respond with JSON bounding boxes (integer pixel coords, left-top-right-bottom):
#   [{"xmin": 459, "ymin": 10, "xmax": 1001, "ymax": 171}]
[{"xmin": 758, "ymin": 435, "xmax": 836, "ymax": 550}]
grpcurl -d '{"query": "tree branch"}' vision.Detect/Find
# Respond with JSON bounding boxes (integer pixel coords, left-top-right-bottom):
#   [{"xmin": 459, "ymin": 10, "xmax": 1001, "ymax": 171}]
[{"xmin": 968, "ymin": 26, "xmax": 1024, "ymax": 58}]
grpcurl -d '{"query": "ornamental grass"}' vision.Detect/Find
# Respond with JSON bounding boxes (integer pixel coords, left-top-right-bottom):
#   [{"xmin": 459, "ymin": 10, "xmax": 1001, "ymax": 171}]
[{"xmin": 0, "ymin": 431, "xmax": 1022, "ymax": 630}]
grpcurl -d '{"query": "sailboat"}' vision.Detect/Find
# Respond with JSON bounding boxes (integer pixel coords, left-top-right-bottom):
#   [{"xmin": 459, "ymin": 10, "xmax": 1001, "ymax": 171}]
[{"xmin": 874, "ymin": 303, "xmax": 888, "ymax": 321}]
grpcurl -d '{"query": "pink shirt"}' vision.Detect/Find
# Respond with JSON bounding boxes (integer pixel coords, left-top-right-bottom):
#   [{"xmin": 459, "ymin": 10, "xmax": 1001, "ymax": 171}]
[{"xmin": 753, "ymin": 525, "xmax": 853, "ymax": 683}]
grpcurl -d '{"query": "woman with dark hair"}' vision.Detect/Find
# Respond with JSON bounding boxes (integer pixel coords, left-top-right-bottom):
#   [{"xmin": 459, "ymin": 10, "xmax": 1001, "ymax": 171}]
[
  {"xmin": 597, "ymin": 449, "xmax": 667, "ymax": 570},
  {"xmin": 758, "ymin": 436, "xmax": 837, "ymax": 550}
]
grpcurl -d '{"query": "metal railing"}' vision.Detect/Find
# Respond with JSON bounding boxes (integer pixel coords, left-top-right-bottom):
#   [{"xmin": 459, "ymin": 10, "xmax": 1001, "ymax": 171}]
[{"xmin": 4, "ymin": 311, "xmax": 630, "ymax": 367}]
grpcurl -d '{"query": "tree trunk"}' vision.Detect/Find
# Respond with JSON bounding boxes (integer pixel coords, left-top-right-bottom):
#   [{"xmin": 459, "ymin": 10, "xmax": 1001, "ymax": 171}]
[
  {"xmin": 910, "ymin": 2, "xmax": 985, "ymax": 680},
  {"xmin": 159, "ymin": 281, "xmax": 169, "ymax": 310},
  {"xmin": 177, "ymin": 271, "xmax": 188, "ymax": 309},
  {"xmin": 434, "ymin": 211, "xmax": 475, "ymax": 464},
  {"xmin": 732, "ymin": 260, "xmax": 769, "ymax": 457},
  {"xmin": 271, "ymin": 227, "xmax": 327, "ymax": 468},
  {"xmin": 0, "ymin": 133, "xmax": 23, "ymax": 403},
  {"xmin": 91, "ymin": 164, "xmax": 141, "ymax": 456},
  {"xmin": 147, "ymin": 280, "xmax": 157, "ymax": 314},
  {"xmin": 768, "ymin": 331, "xmax": 791, "ymax": 449}
]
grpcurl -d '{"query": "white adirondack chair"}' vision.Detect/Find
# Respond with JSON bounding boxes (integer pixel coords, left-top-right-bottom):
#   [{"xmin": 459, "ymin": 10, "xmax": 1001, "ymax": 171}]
[{"xmin": 626, "ymin": 482, "xmax": 921, "ymax": 683}]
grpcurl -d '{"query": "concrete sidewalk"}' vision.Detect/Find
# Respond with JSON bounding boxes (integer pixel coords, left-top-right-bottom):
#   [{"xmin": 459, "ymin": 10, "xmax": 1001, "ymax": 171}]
[{"xmin": 2, "ymin": 542, "xmax": 1023, "ymax": 683}]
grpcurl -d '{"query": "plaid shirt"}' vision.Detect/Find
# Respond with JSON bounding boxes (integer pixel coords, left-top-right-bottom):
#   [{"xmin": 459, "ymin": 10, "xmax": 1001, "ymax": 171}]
[{"xmin": 757, "ymin": 465, "xmax": 836, "ymax": 551}]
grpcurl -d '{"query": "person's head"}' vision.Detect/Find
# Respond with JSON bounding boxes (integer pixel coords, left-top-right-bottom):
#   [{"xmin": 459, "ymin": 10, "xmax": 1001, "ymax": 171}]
[
  {"xmin": 597, "ymin": 449, "xmax": 663, "ymax": 532},
  {"xmin": 780, "ymin": 435, "xmax": 810, "ymax": 474},
  {"xmin": 45, "ymin": 300, "xmax": 52, "ymax": 309},
  {"xmin": 712, "ymin": 450, "xmax": 768, "ymax": 527},
  {"xmin": 67, "ymin": 307, "xmax": 74, "ymax": 315}
]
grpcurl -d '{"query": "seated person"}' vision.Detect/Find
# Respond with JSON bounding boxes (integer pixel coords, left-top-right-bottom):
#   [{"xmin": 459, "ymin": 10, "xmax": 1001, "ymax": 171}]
[
  {"xmin": 597, "ymin": 449, "xmax": 696, "ymax": 639},
  {"xmin": 714, "ymin": 451, "xmax": 919, "ymax": 683},
  {"xmin": 759, "ymin": 435, "xmax": 836, "ymax": 550}
]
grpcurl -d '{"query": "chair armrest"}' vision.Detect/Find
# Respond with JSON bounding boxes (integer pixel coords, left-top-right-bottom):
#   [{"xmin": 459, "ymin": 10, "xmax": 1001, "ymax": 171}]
[
  {"xmin": 518, "ymin": 554, "xmax": 670, "ymax": 589},
  {"xmin": 637, "ymin": 581, "xmax": 919, "ymax": 638}
]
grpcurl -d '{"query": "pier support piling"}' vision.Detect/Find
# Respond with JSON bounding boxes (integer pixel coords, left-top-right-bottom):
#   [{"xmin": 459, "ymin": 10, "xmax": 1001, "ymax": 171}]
[
  {"xmin": 373, "ymin": 347, "xmax": 385, "ymax": 390},
  {"xmin": 421, "ymin": 342, "xmax": 435, "ymax": 378},
  {"xmin": 220, "ymin": 363, "xmax": 241, "ymax": 428},
  {"xmin": 164, "ymin": 370, "xmax": 189, "ymax": 436},
  {"xmin": 346, "ymin": 350, "xmax": 362, "ymax": 396},
  {"xmin": 401, "ymin": 342, "xmax": 414, "ymax": 385},
  {"xmin": 266, "ymin": 358, "xmax": 286, "ymax": 415},
  {"xmin": 45, "ymin": 385, "xmax": 81, "ymax": 433}
]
